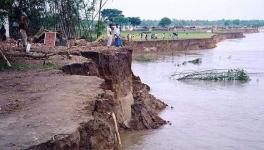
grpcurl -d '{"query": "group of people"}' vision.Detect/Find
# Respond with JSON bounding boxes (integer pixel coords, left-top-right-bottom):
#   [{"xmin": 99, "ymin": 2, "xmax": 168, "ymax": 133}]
[
  {"xmin": 107, "ymin": 24, "xmax": 123, "ymax": 47},
  {"xmin": 138, "ymin": 32, "xmax": 179, "ymax": 41},
  {"xmin": 125, "ymin": 32, "xmax": 179, "ymax": 41}
]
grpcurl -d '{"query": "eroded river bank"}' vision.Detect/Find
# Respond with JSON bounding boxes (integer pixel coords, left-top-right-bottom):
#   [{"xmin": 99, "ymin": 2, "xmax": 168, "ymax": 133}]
[
  {"xmin": 122, "ymin": 33, "xmax": 264, "ymax": 150},
  {"xmin": 1, "ymin": 32, "xmax": 263, "ymax": 149}
]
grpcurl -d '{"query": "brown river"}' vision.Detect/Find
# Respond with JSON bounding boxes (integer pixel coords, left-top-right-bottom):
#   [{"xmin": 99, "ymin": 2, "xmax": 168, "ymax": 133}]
[{"xmin": 122, "ymin": 33, "xmax": 264, "ymax": 150}]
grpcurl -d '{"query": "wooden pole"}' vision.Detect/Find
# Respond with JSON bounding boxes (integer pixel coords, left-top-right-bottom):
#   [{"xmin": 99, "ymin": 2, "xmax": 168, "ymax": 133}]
[
  {"xmin": 111, "ymin": 112, "xmax": 122, "ymax": 147},
  {"xmin": 0, "ymin": 49, "xmax": 11, "ymax": 67}
]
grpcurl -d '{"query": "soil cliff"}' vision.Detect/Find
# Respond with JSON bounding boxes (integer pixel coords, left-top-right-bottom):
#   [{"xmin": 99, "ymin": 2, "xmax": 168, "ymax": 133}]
[
  {"xmin": 62, "ymin": 48, "xmax": 167, "ymax": 129},
  {"xmin": 129, "ymin": 32, "xmax": 244, "ymax": 52},
  {"xmin": 0, "ymin": 47, "xmax": 167, "ymax": 150}
]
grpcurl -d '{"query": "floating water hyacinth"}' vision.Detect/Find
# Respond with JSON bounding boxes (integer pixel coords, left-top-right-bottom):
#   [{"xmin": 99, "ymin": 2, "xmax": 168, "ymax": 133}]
[{"xmin": 171, "ymin": 69, "xmax": 250, "ymax": 81}]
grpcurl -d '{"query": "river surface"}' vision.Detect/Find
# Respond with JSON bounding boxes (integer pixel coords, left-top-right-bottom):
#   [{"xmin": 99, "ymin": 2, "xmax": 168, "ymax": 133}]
[{"xmin": 122, "ymin": 33, "xmax": 264, "ymax": 150}]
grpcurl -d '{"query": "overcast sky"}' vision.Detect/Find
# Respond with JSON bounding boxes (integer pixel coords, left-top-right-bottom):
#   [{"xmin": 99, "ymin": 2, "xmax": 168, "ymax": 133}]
[{"xmin": 105, "ymin": 0, "xmax": 264, "ymax": 20}]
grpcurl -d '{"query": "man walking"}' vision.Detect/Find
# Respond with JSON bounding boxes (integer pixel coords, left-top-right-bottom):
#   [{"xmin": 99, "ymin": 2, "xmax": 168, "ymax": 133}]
[
  {"xmin": 107, "ymin": 24, "xmax": 113, "ymax": 47},
  {"xmin": 19, "ymin": 13, "xmax": 28, "ymax": 48}
]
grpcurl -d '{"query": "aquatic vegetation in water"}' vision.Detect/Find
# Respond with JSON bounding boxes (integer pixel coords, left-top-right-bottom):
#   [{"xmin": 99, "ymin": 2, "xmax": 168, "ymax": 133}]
[
  {"xmin": 187, "ymin": 58, "xmax": 202, "ymax": 65},
  {"xmin": 181, "ymin": 58, "xmax": 202, "ymax": 66},
  {"xmin": 171, "ymin": 69, "xmax": 250, "ymax": 81}
]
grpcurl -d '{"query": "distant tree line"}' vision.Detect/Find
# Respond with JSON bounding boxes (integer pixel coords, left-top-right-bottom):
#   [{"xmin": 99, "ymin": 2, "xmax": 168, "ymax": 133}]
[{"xmin": 141, "ymin": 19, "xmax": 264, "ymax": 27}]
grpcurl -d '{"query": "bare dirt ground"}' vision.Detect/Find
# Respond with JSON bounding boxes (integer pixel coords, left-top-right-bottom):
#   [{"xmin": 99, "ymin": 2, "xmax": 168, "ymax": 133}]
[{"xmin": 0, "ymin": 69, "xmax": 104, "ymax": 149}]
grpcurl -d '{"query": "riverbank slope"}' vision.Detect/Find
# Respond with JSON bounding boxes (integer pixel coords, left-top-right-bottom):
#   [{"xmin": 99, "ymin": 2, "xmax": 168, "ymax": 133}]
[
  {"xmin": 129, "ymin": 32, "xmax": 244, "ymax": 53},
  {"xmin": 0, "ymin": 47, "xmax": 166, "ymax": 150}
]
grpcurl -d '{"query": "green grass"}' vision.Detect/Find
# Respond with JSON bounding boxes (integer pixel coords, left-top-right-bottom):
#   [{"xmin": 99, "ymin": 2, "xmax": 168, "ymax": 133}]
[
  {"xmin": 96, "ymin": 31, "xmax": 216, "ymax": 41},
  {"xmin": 0, "ymin": 61, "xmax": 33, "ymax": 71},
  {"xmin": 100, "ymin": 30, "xmax": 214, "ymax": 41},
  {"xmin": 42, "ymin": 62, "xmax": 58, "ymax": 70},
  {"xmin": 102, "ymin": 31, "xmax": 215, "ymax": 41},
  {"xmin": 0, "ymin": 61, "xmax": 9, "ymax": 70},
  {"xmin": 0, "ymin": 59, "xmax": 58, "ymax": 71},
  {"xmin": 121, "ymin": 31, "xmax": 215, "ymax": 41},
  {"xmin": 13, "ymin": 63, "xmax": 33, "ymax": 70}
]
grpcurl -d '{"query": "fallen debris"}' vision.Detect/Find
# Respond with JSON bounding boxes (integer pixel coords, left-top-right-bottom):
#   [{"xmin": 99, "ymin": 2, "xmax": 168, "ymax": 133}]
[{"xmin": 171, "ymin": 69, "xmax": 250, "ymax": 81}]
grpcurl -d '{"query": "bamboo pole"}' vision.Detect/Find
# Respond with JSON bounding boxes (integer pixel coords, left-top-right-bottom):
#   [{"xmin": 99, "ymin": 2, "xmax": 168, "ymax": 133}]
[
  {"xmin": 0, "ymin": 49, "xmax": 11, "ymax": 67},
  {"xmin": 111, "ymin": 112, "xmax": 122, "ymax": 147}
]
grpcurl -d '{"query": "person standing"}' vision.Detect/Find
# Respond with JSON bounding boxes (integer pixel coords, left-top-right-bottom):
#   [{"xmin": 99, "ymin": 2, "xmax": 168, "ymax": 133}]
[
  {"xmin": 140, "ymin": 33, "xmax": 143, "ymax": 40},
  {"xmin": 0, "ymin": 25, "xmax": 6, "ymax": 41},
  {"xmin": 114, "ymin": 24, "xmax": 121, "ymax": 38},
  {"xmin": 19, "ymin": 13, "xmax": 28, "ymax": 48},
  {"xmin": 131, "ymin": 34, "xmax": 135, "ymax": 41},
  {"xmin": 145, "ymin": 33, "xmax": 148, "ymax": 41},
  {"xmin": 107, "ymin": 24, "xmax": 113, "ymax": 47},
  {"xmin": 162, "ymin": 32, "xmax": 166, "ymax": 40},
  {"xmin": 127, "ymin": 34, "xmax": 130, "ymax": 41},
  {"xmin": 114, "ymin": 24, "xmax": 122, "ymax": 47}
]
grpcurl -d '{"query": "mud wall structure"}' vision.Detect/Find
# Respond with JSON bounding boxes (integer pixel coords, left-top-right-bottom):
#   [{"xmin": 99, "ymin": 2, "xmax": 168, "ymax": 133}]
[{"xmin": 129, "ymin": 32, "xmax": 244, "ymax": 52}]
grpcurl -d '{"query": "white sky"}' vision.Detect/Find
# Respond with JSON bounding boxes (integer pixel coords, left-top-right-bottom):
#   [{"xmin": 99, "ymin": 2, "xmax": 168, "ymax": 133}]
[{"xmin": 105, "ymin": 0, "xmax": 264, "ymax": 20}]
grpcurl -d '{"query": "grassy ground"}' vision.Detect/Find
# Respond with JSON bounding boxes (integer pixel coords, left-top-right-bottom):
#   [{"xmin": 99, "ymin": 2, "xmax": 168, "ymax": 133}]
[
  {"xmin": 0, "ymin": 59, "xmax": 58, "ymax": 71},
  {"xmin": 120, "ymin": 31, "xmax": 215, "ymax": 41},
  {"xmin": 100, "ymin": 30, "xmax": 215, "ymax": 41}
]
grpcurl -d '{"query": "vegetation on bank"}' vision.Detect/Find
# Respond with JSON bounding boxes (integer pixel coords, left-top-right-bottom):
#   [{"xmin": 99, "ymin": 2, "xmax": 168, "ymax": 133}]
[
  {"xmin": 181, "ymin": 58, "xmax": 202, "ymax": 65},
  {"xmin": 1, "ymin": 1, "xmax": 262, "ymax": 43},
  {"xmin": 0, "ymin": 1, "xmax": 142, "ymax": 41},
  {"xmin": 141, "ymin": 19, "xmax": 264, "ymax": 28}
]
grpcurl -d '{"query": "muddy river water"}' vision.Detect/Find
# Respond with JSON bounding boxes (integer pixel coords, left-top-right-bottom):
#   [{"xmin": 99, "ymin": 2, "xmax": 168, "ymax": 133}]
[{"xmin": 122, "ymin": 33, "xmax": 264, "ymax": 150}]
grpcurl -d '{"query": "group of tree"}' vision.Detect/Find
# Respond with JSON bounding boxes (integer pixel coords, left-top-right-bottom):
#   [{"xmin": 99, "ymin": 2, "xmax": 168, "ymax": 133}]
[
  {"xmin": 101, "ymin": 9, "xmax": 141, "ymax": 27},
  {"xmin": 0, "ymin": 3, "xmax": 142, "ymax": 40},
  {"xmin": 0, "ymin": 0, "xmax": 112, "ymax": 40}
]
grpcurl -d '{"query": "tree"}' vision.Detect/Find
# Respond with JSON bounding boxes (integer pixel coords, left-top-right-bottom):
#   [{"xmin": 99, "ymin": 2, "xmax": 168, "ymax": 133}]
[
  {"xmin": 224, "ymin": 20, "xmax": 231, "ymax": 26},
  {"xmin": 128, "ymin": 17, "xmax": 141, "ymax": 26},
  {"xmin": 159, "ymin": 17, "xmax": 172, "ymax": 27},
  {"xmin": 94, "ymin": 20, "xmax": 106, "ymax": 37},
  {"xmin": 232, "ymin": 19, "xmax": 240, "ymax": 26},
  {"xmin": 101, "ymin": 9, "xmax": 123, "ymax": 22},
  {"xmin": 112, "ymin": 16, "xmax": 129, "ymax": 25},
  {"xmin": 1, "ymin": 0, "xmax": 47, "ymax": 37}
]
